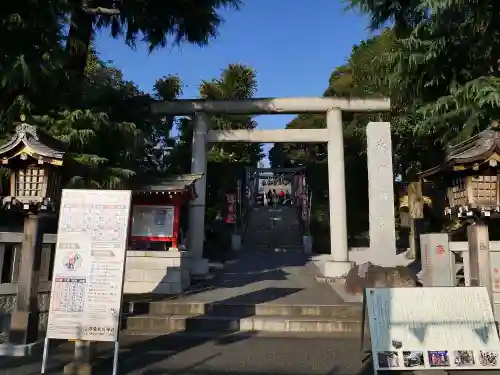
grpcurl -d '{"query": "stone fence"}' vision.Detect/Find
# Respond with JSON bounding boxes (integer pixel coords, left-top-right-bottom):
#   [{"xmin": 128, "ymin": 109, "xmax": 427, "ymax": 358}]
[{"xmin": 0, "ymin": 232, "xmax": 56, "ymax": 341}]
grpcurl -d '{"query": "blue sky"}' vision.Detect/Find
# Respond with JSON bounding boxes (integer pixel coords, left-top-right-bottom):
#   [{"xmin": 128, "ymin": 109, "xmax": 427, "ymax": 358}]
[{"xmin": 95, "ymin": 0, "xmax": 373, "ymax": 165}]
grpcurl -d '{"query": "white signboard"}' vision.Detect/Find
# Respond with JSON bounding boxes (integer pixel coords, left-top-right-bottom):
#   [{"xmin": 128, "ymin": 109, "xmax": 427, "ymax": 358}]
[
  {"xmin": 131, "ymin": 205, "xmax": 174, "ymax": 239},
  {"xmin": 46, "ymin": 189, "xmax": 132, "ymax": 342},
  {"xmin": 365, "ymin": 287, "xmax": 500, "ymax": 371}
]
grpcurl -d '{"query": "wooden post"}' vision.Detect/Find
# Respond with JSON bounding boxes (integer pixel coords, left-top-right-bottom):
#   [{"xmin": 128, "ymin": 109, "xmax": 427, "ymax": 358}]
[
  {"xmin": 9, "ymin": 214, "xmax": 45, "ymax": 344},
  {"xmin": 467, "ymin": 220, "xmax": 494, "ymax": 308},
  {"xmin": 407, "ymin": 181, "xmax": 424, "ymax": 259}
]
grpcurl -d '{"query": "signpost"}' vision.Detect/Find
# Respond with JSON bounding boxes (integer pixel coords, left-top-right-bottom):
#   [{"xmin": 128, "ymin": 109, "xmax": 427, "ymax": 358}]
[
  {"xmin": 362, "ymin": 287, "xmax": 500, "ymax": 372},
  {"xmin": 41, "ymin": 189, "xmax": 132, "ymax": 375}
]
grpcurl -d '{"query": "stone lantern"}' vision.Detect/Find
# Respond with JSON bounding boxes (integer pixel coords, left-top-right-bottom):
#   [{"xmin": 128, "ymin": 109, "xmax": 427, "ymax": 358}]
[
  {"xmin": 419, "ymin": 120, "xmax": 500, "ymax": 309},
  {"xmin": 0, "ymin": 118, "xmax": 66, "ymax": 346},
  {"xmin": 0, "ymin": 121, "xmax": 65, "ymax": 213}
]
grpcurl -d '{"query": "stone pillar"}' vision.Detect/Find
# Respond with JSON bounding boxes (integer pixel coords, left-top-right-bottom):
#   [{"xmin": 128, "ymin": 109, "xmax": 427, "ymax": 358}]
[
  {"xmin": 187, "ymin": 112, "xmax": 209, "ymax": 276},
  {"xmin": 9, "ymin": 214, "xmax": 44, "ymax": 344},
  {"xmin": 324, "ymin": 108, "xmax": 353, "ymax": 277},
  {"xmin": 367, "ymin": 122, "xmax": 397, "ymax": 265}
]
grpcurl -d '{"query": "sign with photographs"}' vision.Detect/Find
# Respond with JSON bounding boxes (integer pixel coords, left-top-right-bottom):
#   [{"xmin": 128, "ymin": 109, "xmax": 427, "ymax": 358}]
[
  {"xmin": 131, "ymin": 205, "xmax": 175, "ymax": 239},
  {"xmin": 364, "ymin": 287, "xmax": 500, "ymax": 371},
  {"xmin": 46, "ymin": 189, "xmax": 132, "ymax": 342}
]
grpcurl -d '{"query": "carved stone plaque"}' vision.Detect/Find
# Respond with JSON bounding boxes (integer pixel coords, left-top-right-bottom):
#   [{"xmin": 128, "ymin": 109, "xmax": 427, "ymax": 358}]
[{"xmin": 367, "ymin": 122, "xmax": 397, "ymax": 264}]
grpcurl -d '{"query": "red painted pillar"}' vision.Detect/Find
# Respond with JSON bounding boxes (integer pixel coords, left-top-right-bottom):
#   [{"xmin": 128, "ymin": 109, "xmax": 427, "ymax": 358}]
[{"xmin": 172, "ymin": 199, "xmax": 181, "ymax": 249}]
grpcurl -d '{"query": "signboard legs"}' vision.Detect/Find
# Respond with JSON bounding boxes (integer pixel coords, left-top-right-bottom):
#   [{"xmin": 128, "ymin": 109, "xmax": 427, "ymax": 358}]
[
  {"xmin": 41, "ymin": 338, "xmax": 49, "ymax": 373},
  {"xmin": 41, "ymin": 338, "xmax": 120, "ymax": 375},
  {"xmin": 113, "ymin": 341, "xmax": 120, "ymax": 375}
]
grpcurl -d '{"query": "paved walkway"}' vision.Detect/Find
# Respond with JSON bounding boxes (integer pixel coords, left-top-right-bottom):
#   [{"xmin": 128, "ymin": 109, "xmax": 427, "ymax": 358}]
[
  {"xmin": 0, "ymin": 333, "xmax": 372, "ymax": 375},
  {"xmin": 132, "ymin": 251, "xmax": 345, "ymax": 306}
]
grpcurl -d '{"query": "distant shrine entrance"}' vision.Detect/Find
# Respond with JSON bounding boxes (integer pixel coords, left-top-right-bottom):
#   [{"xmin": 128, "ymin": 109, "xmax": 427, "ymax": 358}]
[{"xmin": 150, "ymin": 97, "xmax": 393, "ymax": 278}]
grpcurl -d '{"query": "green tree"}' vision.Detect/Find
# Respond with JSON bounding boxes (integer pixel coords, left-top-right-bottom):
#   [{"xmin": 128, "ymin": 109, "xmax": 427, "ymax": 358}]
[
  {"xmin": 1, "ymin": 1, "xmax": 235, "ymax": 190},
  {"xmin": 269, "ymin": 32, "xmax": 395, "ymax": 240},
  {"xmin": 166, "ymin": 64, "xmax": 263, "ymax": 219},
  {"xmin": 0, "ymin": 1, "xmax": 65, "ymax": 125},
  {"xmin": 30, "ymin": 50, "xmax": 177, "ymax": 188},
  {"xmin": 349, "ymin": 0, "xmax": 500, "ymax": 158}
]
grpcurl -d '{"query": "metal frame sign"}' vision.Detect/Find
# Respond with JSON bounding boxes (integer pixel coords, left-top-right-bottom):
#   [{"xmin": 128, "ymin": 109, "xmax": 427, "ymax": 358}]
[
  {"xmin": 364, "ymin": 287, "xmax": 500, "ymax": 371},
  {"xmin": 46, "ymin": 189, "xmax": 132, "ymax": 342},
  {"xmin": 130, "ymin": 204, "xmax": 175, "ymax": 240}
]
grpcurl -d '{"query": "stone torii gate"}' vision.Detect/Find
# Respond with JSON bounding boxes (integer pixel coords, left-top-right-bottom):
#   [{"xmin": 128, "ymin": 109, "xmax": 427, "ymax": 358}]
[{"xmin": 150, "ymin": 97, "xmax": 392, "ymax": 278}]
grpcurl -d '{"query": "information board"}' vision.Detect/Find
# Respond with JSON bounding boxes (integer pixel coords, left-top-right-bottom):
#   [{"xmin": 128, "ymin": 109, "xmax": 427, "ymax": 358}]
[
  {"xmin": 46, "ymin": 189, "xmax": 132, "ymax": 342},
  {"xmin": 130, "ymin": 205, "xmax": 174, "ymax": 239},
  {"xmin": 365, "ymin": 287, "xmax": 500, "ymax": 371}
]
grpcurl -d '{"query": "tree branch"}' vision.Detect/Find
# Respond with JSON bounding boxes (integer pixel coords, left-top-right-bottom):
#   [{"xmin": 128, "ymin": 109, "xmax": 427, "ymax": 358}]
[{"xmin": 82, "ymin": 6, "xmax": 120, "ymax": 16}]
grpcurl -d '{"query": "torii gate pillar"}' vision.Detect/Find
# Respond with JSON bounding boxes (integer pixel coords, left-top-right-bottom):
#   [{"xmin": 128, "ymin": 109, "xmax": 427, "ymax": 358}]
[{"xmin": 187, "ymin": 113, "xmax": 209, "ymax": 276}]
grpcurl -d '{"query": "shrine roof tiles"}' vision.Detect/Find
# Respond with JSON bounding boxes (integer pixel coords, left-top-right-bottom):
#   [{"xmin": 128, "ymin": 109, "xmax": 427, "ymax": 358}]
[
  {"xmin": 0, "ymin": 123, "xmax": 66, "ymax": 159},
  {"xmin": 419, "ymin": 122, "xmax": 500, "ymax": 178},
  {"xmin": 135, "ymin": 173, "xmax": 203, "ymax": 193}
]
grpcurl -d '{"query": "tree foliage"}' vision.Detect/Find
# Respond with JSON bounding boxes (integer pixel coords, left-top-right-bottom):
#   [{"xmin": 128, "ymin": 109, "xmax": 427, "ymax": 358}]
[
  {"xmin": 0, "ymin": 0, "xmax": 241, "ymax": 190},
  {"xmin": 165, "ymin": 64, "xmax": 263, "ymax": 219},
  {"xmin": 275, "ymin": 0, "xmax": 500, "ymax": 240},
  {"xmin": 269, "ymin": 31, "xmax": 395, "ymax": 239}
]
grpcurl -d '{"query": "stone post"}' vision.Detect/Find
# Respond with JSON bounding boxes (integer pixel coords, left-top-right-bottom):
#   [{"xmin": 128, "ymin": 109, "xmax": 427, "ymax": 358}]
[
  {"xmin": 9, "ymin": 214, "xmax": 44, "ymax": 344},
  {"xmin": 467, "ymin": 220, "xmax": 494, "ymax": 309},
  {"xmin": 323, "ymin": 108, "xmax": 353, "ymax": 277},
  {"xmin": 187, "ymin": 112, "xmax": 209, "ymax": 275},
  {"xmin": 366, "ymin": 122, "xmax": 397, "ymax": 265}
]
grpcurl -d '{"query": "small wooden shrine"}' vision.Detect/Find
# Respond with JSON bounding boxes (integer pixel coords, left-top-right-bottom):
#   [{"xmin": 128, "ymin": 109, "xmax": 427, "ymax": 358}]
[
  {"xmin": 0, "ymin": 120, "xmax": 66, "ymax": 212},
  {"xmin": 419, "ymin": 121, "xmax": 500, "ymax": 217},
  {"xmin": 129, "ymin": 173, "xmax": 202, "ymax": 250},
  {"xmin": 419, "ymin": 120, "xmax": 500, "ymax": 306}
]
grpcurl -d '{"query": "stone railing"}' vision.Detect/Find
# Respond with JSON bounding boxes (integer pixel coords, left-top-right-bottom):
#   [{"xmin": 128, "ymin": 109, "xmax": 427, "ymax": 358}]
[
  {"xmin": 0, "ymin": 232, "xmax": 56, "ymax": 341},
  {"xmin": 449, "ymin": 241, "xmax": 500, "ymax": 287}
]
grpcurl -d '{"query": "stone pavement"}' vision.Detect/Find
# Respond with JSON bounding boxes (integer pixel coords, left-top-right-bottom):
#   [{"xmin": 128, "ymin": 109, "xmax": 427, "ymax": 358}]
[
  {"xmin": 0, "ymin": 333, "xmax": 373, "ymax": 375},
  {"xmin": 137, "ymin": 251, "xmax": 345, "ymax": 305}
]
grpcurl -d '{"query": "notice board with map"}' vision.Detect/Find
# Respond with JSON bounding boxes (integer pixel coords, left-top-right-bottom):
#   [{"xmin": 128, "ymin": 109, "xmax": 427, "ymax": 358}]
[
  {"xmin": 364, "ymin": 287, "xmax": 500, "ymax": 371},
  {"xmin": 46, "ymin": 189, "xmax": 132, "ymax": 342}
]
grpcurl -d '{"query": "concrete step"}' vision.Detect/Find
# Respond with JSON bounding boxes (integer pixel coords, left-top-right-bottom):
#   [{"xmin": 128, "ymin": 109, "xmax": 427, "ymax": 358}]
[
  {"xmin": 243, "ymin": 243, "xmax": 303, "ymax": 247},
  {"xmin": 243, "ymin": 247, "xmax": 305, "ymax": 253},
  {"xmin": 244, "ymin": 240, "xmax": 302, "ymax": 246},
  {"xmin": 131, "ymin": 302, "xmax": 362, "ymax": 318},
  {"xmin": 123, "ymin": 314, "xmax": 364, "ymax": 334}
]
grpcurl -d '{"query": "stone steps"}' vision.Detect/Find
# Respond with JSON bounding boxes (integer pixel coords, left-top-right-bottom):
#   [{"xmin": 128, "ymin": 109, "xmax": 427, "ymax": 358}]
[
  {"xmin": 243, "ymin": 206, "xmax": 304, "ymax": 252},
  {"xmin": 123, "ymin": 314, "xmax": 363, "ymax": 334},
  {"xmin": 126, "ymin": 301, "xmax": 361, "ymax": 317},
  {"xmin": 122, "ymin": 302, "xmax": 364, "ymax": 335}
]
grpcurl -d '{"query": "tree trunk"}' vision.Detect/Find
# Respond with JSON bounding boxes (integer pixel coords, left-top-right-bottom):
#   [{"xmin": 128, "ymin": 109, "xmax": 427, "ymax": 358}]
[{"xmin": 65, "ymin": 4, "xmax": 94, "ymax": 89}]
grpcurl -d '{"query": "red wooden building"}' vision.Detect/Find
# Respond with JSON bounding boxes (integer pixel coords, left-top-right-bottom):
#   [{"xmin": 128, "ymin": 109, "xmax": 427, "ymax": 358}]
[{"xmin": 129, "ymin": 174, "xmax": 202, "ymax": 250}]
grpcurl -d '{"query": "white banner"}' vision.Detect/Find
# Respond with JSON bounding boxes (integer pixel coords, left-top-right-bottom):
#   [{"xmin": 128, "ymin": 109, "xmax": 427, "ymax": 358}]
[{"xmin": 46, "ymin": 189, "xmax": 132, "ymax": 342}]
